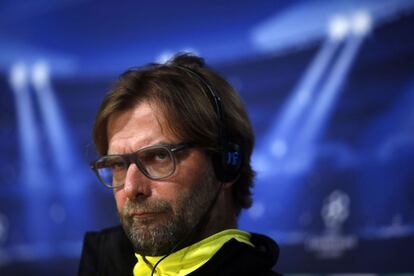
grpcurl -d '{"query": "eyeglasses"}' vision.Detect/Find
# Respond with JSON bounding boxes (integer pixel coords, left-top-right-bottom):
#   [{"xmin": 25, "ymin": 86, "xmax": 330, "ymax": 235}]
[{"xmin": 90, "ymin": 143, "xmax": 192, "ymax": 188}]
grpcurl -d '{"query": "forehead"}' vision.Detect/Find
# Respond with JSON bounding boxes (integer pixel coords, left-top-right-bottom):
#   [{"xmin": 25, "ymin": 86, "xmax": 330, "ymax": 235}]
[{"xmin": 107, "ymin": 101, "xmax": 177, "ymax": 153}]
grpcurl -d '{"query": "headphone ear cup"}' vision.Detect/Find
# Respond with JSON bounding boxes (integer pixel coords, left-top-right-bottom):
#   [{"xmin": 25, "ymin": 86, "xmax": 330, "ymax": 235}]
[{"xmin": 213, "ymin": 143, "xmax": 243, "ymax": 182}]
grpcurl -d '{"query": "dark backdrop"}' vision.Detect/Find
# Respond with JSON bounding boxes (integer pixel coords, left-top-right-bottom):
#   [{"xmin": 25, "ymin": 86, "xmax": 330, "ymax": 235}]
[{"xmin": 0, "ymin": 0, "xmax": 413, "ymax": 274}]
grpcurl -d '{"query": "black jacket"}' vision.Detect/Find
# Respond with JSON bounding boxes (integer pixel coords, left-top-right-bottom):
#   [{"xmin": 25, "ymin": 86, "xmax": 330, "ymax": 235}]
[{"xmin": 79, "ymin": 226, "xmax": 280, "ymax": 276}]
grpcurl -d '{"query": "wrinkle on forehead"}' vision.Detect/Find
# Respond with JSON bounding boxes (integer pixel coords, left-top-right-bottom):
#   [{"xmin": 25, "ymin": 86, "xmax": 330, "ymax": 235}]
[
  {"xmin": 148, "ymin": 100, "xmax": 182, "ymax": 141},
  {"xmin": 107, "ymin": 101, "xmax": 178, "ymax": 154}
]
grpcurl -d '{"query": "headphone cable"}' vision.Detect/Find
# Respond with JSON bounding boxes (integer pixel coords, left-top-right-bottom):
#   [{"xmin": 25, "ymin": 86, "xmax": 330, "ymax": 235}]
[{"xmin": 149, "ymin": 181, "xmax": 223, "ymax": 276}]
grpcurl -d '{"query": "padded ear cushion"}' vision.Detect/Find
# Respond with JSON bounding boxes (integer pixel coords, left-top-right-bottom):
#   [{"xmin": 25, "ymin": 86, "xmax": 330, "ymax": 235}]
[{"xmin": 212, "ymin": 142, "xmax": 243, "ymax": 182}]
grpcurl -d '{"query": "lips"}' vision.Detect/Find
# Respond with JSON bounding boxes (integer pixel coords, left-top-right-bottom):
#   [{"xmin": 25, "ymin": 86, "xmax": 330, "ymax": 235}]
[
  {"xmin": 123, "ymin": 200, "xmax": 172, "ymax": 220},
  {"xmin": 132, "ymin": 212, "xmax": 159, "ymax": 218}
]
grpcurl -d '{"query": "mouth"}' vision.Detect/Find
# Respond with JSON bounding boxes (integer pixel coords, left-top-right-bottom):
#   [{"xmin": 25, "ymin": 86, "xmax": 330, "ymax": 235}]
[{"xmin": 131, "ymin": 212, "xmax": 162, "ymax": 219}]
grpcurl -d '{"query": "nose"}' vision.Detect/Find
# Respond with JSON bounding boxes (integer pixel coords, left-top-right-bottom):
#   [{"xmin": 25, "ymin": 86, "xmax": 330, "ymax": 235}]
[{"xmin": 123, "ymin": 163, "xmax": 152, "ymax": 199}]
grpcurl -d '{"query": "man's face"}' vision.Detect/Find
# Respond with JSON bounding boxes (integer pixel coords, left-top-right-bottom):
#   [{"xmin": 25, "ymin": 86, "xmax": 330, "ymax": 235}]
[{"xmin": 107, "ymin": 101, "xmax": 218, "ymax": 256}]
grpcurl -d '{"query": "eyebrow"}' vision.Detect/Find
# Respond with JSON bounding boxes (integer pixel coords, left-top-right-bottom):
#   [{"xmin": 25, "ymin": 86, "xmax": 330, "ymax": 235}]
[{"xmin": 107, "ymin": 140, "xmax": 174, "ymax": 155}]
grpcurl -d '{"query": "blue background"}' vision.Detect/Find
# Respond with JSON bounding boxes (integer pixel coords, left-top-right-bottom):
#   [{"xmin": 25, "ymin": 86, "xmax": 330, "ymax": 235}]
[{"xmin": 1, "ymin": 0, "xmax": 414, "ymax": 274}]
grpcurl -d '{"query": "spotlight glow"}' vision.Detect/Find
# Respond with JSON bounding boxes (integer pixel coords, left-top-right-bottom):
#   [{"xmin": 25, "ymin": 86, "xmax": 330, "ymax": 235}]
[
  {"xmin": 328, "ymin": 15, "xmax": 349, "ymax": 41},
  {"xmin": 298, "ymin": 34, "xmax": 365, "ymax": 148},
  {"xmin": 258, "ymin": 39, "xmax": 340, "ymax": 171},
  {"xmin": 156, "ymin": 50, "xmax": 174, "ymax": 63},
  {"xmin": 9, "ymin": 62, "xmax": 28, "ymax": 91},
  {"xmin": 32, "ymin": 60, "xmax": 50, "ymax": 91},
  {"xmin": 351, "ymin": 10, "xmax": 372, "ymax": 36}
]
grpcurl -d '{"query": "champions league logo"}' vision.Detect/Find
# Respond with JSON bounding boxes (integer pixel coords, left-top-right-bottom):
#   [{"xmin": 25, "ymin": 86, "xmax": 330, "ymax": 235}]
[
  {"xmin": 305, "ymin": 190, "xmax": 358, "ymax": 258},
  {"xmin": 321, "ymin": 190, "xmax": 350, "ymax": 233}
]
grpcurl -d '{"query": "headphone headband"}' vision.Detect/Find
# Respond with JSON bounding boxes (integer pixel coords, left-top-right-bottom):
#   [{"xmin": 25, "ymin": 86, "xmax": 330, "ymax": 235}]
[{"xmin": 172, "ymin": 65, "xmax": 242, "ymax": 182}]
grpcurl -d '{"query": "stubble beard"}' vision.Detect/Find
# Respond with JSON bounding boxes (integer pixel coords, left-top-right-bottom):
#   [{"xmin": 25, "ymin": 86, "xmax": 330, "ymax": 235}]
[{"xmin": 118, "ymin": 170, "xmax": 217, "ymax": 256}]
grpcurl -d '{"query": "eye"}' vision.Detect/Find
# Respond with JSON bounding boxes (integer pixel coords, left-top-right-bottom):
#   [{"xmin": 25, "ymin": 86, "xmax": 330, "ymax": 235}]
[
  {"xmin": 155, "ymin": 150, "xmax": 168, "ymax": 161},
  {"xmin": 140, "ymin": 148, "xmax": 171, "ymax": 164}
]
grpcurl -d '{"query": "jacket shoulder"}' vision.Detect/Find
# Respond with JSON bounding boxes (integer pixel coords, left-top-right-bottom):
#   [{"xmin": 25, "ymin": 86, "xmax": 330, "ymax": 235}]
[
  {"xmin": 190, "ymin": 232, "xmax": 281, "ymax": 275},
  {"xmin": 78, "ymin": 225, "xmax": 135, "ymax": 276}
]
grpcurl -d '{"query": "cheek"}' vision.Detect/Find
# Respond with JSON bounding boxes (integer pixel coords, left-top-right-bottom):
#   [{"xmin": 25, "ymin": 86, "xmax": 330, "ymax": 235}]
[
  {"xmin": 152, "ymin": 183, "xmax": 181, "ymax": 204},
  {"xmin": 151, "ymin": 180, "xmax": 190, "ymax": 211},
  {"xmin": 113, "ymin": 190, "xmax": 127, "ymax": 212},
  {"xmin": 166, "ymin": 174, "xmax": 201, "ymax": 199}
]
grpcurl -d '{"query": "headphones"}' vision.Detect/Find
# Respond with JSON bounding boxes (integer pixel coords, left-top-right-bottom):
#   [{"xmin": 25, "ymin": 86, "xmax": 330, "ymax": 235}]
[{"xmin": 174, "ymin": 65, "xmax": 243, "ymax": 182}]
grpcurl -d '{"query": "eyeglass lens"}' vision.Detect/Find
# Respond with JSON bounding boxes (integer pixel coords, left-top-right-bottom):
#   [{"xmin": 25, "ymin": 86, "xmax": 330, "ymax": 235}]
[{"xmin": 95, "ymin": 146, "xmax": 175, "ymax": 187}]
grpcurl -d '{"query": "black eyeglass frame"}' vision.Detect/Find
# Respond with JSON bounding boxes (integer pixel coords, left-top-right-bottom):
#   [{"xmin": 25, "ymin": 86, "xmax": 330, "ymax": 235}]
[{"xmin": 90, "ymin": 142, "xmax": 192, "ymax": 188}]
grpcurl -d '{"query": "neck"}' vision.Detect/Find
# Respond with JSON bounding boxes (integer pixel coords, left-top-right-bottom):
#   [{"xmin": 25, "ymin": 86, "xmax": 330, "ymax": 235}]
[
  {"xmin": 190, "ymin": 185, "xmax": 238, "ymax": 244},
  {"xmin": 164, "ymin": 183, "xmax": 237, "ymax": 254}
]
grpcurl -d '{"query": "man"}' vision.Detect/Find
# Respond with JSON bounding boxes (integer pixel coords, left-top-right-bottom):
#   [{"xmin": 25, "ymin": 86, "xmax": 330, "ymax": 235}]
[{"xmin": 79, "ymin": 53, "xmax": 280, "ymax": 275}]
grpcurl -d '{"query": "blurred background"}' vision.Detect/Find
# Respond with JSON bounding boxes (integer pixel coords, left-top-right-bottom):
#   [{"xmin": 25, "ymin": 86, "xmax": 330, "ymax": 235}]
[{"xmin": 1, "ymin": 0, "xmax": 414, "ymax": 274}]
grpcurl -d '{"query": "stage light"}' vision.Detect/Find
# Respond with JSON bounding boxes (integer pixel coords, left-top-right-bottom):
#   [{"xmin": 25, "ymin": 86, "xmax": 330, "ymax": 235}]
[
  {"xmin": 351, "ymin": 10, "xmax": 372, "ymax": 36},
  {"xmin": 298, "ymin": 34, "xmax": 365, "ymax": 149},
  {"xmin": 270, "ymin": 40, "xmax": 340, "ymax": 141},
  {"xmin": 9, "ymin": 61, "xmax": 51, "ymax": 243},
  {"xmin": 32, "ymin": 60, "xmax": 50, "ymax": 91},
  {"xmin": 30, "ymin": 59, "xmax": 92, "ymax": 235},
  {"xmin": 31, "ymin": 59, "xmax": 84, "ymax": 189},
  {"xmin": 9, "ymin": 62, "xmax": 28, "ymax": 91},
  {"xmin": 9, "ymin": 62, "xmax": 44, "ymax": 186},
  {"xmin": 254, "ymin": 39, "xmax": 340, "ymax": 177},
  {"xmin": 328, "ymin": 14, "xmax": 350, "ymax": 41}
]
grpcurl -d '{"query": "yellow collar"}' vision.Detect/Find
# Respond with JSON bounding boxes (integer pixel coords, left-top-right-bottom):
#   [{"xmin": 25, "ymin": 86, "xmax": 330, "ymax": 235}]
[{"xmin": 133, "ymin": 229, "xmax": 253, "ymax": 276}]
